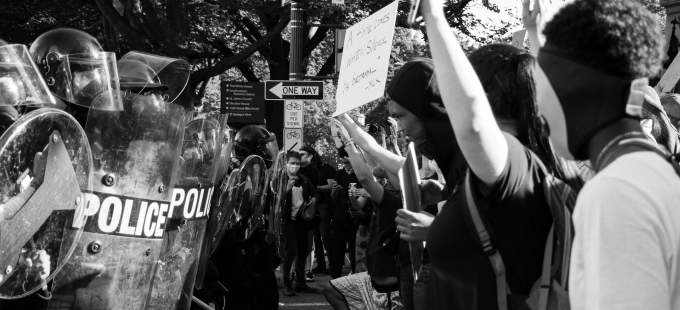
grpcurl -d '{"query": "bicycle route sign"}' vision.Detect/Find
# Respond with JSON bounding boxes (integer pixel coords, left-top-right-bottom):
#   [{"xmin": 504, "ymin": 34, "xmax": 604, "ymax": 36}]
[
  {"xmin": 284, "ymin": 100, "xmax": 304, "ymax": 128},
  {"xmin": 284, "ymin": 128, "xmax": 302, "ymax": 152},
  {"xmin": 265, "ymin": 80, "xmax": 324, "ymax": 100}
]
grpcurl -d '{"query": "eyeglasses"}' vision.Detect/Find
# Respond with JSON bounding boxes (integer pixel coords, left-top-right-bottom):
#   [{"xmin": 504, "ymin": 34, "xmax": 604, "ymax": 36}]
[{"xmin": 288, "ymin": 162, "xmax": 301, "ymax": 166}]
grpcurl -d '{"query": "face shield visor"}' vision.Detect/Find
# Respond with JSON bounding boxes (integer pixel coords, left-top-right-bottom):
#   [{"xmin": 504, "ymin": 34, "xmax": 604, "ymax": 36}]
[
  {"xmin": 117, "ymin": 51, "xmax": 190, "ymax": 104},
  {"xmin": 44, "ymin": 50, "xmax": 119, "ymax": 109},
  {"xmin": 0, "ymin": 44, "xmax": 55, "ymax": 109}
]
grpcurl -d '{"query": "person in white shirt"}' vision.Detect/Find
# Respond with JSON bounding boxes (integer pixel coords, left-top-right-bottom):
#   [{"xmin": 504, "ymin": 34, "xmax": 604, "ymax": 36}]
[{"xmin": 528, "ymin": 0, "xmax": 680, "ymax": 309}]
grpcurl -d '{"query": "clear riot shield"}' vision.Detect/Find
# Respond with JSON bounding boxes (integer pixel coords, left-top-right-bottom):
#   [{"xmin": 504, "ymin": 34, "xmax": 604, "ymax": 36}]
[
  {"xmin": 194, "ymin": 125, "xmax": 234, "ymax": 290},
  {"xmin": 0, "ymin": 108, "xmax": 92, "ymax": 298},
  {"xmin": 146, "ymin": 115, "xmax": 227, "ymax": 310},
  {"xmin": 48, "ymin": 91, "xmax": 186, "ymax": 310},
  {"xmin": 209, "ymin": 155, "xmax": 267, "ymax": 255},
  {"xmin": 267, "ymin": 150, "xmax": 287, "ymax": 257},
  {"xmin": 0, "ymin": 44, "xmax": 56, "ymax": 109}
]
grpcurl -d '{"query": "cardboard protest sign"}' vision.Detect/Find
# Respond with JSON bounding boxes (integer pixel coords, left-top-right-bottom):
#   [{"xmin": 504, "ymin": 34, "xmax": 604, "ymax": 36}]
[
  {"xmin": 512, "ymin": 29, "xmax": 527, "ymax": 50},
  {"xmin": 656, "ymin": 54, "xmax": 680, "ymax": 93},
  {"xmin": 399, "ymin": 142, "xmax": 423, "ymax": 281},
  {"xmin": 333, "ymin": 1, "xmax": 398, "ymax": 117}
]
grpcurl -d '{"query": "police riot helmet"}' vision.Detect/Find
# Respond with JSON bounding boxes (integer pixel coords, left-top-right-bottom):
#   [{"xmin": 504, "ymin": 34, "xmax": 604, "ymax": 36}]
[
  {"xmin": 29, "ymin": 28, "xmax": 121, "ymax": 110},
  {"xmin": 0, "ymin": 43, "xmax": 57, "ymax": 117},
  {"xmin": 233, "ymin": 125, "xmax": 278, "ymax": 168}
]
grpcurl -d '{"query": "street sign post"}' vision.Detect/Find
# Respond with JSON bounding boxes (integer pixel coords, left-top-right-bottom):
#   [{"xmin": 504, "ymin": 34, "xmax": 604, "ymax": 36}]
[
  {"xmin": 284, "ymin": 100, "xmax": 304, "ymax": 128},
  {"xmin": 221, "ymin": 81, "xmax": 266, "ymax": 124},
  {"xmin": 284, "ymin": 128, "xmax": 303, "ymax": 152},
  {"xmin": 265, "ymin": 80, "xmax": 324, "ymax": 100}
]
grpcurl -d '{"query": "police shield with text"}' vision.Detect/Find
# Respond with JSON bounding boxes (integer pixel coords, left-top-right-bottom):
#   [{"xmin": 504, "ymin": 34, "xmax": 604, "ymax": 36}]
[
  {"xmin": 46, "ymin": 48, "xmax": 188, "ymax": 309},
  {"xmin": 148, "ymin": 113, "xmax": 229, "ymax": 309},
  {"xmin": 0, "ymin": 42, "xmax": 93, "ymax": 310}
]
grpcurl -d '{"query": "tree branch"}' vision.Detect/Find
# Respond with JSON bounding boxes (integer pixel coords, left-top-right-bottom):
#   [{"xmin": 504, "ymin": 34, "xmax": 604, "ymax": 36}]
[
  {"xmin": 302, "ymin": 26, "xmax": 329, "ymax": 60},
  {"xmin": 240, "ymin": 15, "xmax": 264, "ymax": 41},
  {"xmin": 136, "ymin": 0, "xmax": 165, "ymax": 41},
  {"xmin": 94, "ymin": 0, "xmax": 155, "ymax": 51},
  {"xmin": 209, "ymin": 38, "xmax": 260, "ymax": 81},
  {"xmin": 231, "ymin": 18, "xmax": 258, "ymax": 44},
  {"xmin": 316, "ymin": 50, "xmax": 336, "ymax": 77},
  {"xmin": 195, "ymin": 77, "xmax": 211, "ymax": 106},
  {"xmin": 191, "ymin": 11, "xmax": 291, "ymax": 88}
]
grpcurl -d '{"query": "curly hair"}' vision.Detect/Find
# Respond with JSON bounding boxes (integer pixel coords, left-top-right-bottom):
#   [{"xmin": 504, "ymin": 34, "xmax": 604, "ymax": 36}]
[{"xmin": 543, "ymin": 0, "xmax": 664, "ymax": 79}]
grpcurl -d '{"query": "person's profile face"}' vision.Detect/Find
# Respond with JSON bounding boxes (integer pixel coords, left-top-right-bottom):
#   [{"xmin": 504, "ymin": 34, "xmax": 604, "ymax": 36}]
[
  {"xmin": 299, "ymin": 150, "xmax": 311, "ymax": 164},
  {"xmin": 388, "ymin": 99, "xmax": 427, "ymax": 151}
]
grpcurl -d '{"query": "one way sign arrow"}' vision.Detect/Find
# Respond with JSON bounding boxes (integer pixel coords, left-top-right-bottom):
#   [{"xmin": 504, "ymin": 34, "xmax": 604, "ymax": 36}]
[{"xmin": 265, "ymin": 80, "xmax": 324, "ymax": 100}]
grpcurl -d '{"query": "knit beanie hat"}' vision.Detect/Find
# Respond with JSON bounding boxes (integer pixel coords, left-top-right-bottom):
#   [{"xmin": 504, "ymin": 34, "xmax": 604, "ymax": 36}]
[{"xmin": 385, "ymin": 58, "xmax": 446, "ymax": 122}]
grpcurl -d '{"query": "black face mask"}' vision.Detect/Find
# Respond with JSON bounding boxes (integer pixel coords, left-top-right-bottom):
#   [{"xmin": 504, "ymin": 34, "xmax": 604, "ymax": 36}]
[{"xmin": 536, "ymin": 46, "xmax": 648, "ymax": 160}]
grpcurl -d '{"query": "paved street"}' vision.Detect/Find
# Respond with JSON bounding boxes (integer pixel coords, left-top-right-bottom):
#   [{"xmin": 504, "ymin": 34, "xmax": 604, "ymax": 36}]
[{"xmin": 278, "ymin": 272, "xmax": 333, "ymax": 310}]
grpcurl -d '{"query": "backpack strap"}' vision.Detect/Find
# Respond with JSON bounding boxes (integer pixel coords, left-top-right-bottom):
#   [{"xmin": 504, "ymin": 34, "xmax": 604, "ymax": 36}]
[
  {"xmin": 464, "ymin": 150, "xmax": 577, "ymax": 310},
  {"xmin": 463, "ymin": 171, "xmax": 510, "ymax": 310},
  {"xmin": 526, "ymin": 150, "xmax": 575, "ymax": 287},
  {"xmin": 538, "ymin": 225, "xmax": 555, "ymax": 310},
  {"xmin": 596, "ymin": 132, "xmax": 680, "ymax": 176}
]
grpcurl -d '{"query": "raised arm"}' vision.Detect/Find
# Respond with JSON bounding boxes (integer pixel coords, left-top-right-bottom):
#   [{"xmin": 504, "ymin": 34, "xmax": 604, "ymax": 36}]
[
  {"xmin": 421, "ymin": 0, "xmax": 508, "ymax": 187},
  {"xmin": 335, "ymin": 119, "xmax": 385, "ymax": 203},
  {"xmin": 523, "ymin": 0, "xmax": 571, "ymax": 57},
  {"xmin": 336, "ymin": 113, "xmax": 404, "ymax": 176}
]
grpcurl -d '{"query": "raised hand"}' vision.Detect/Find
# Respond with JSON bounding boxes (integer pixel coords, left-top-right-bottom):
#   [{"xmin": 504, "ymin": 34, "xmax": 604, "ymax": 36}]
[{"xmin": 333, "ymin": 116, "xmax": 353, "ymax": 142}]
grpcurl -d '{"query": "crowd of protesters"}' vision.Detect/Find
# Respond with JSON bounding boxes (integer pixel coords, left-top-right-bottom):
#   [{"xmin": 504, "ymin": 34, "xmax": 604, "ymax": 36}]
[{"xmin": 272, "ymin": 0, "xmax": 680, "ymax": 310}]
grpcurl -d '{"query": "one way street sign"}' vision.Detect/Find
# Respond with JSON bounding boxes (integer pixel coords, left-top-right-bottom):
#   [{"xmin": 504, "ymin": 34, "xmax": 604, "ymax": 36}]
[{"xmin": 265, "ymin": 80, "xmax": 324, "ymax": 100}]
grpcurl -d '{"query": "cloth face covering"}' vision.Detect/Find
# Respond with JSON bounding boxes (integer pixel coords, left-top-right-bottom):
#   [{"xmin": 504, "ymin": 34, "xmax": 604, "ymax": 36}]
[{"xmin": 536, "ymin": 46, "xmax": 648, "ymax": 160}]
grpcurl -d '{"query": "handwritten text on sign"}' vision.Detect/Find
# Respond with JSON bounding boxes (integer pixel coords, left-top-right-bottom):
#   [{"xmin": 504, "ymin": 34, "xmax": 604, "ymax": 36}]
[{"xmin": 333, "ymin": 1, "xmax": 398, "ymax": 117}]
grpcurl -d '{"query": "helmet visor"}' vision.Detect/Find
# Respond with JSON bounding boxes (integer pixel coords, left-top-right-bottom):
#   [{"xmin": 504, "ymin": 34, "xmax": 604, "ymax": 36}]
[
  {"xmin": 46, "ymin": 51, "xmax": 120, "ymax": 108},
  {"xmin": 0, "ymin": 44, "xmax": 55, "ymax": 108},
  {"xmin": 118, "ymin": 51, "xmax": 190, "ymax": 103}
]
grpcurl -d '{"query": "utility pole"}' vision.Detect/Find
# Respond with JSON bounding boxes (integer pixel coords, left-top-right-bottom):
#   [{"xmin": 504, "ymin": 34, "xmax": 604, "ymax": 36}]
[
  {"xmin": 284, "ymin": 0, "xmax": 305, "ymax": 152},
  {"xmin": 290, "ymin": 0, "xmax": 304, "ymax": 81}
]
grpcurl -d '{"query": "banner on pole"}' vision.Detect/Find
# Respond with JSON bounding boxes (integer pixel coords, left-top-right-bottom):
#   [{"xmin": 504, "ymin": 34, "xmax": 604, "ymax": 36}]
[{"xmin": 332, "ymin": 1, "xmax": 398, "ymax": 117}]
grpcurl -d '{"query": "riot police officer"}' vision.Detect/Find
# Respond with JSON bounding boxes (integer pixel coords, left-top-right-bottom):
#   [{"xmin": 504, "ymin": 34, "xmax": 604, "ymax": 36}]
[
  {"xmin": 30, "ymin": 28, "xmax": 120, "ymax": 126},
  {"xmin": 208, "ymin": 125, "xmax": 280, "ymax": 310}
]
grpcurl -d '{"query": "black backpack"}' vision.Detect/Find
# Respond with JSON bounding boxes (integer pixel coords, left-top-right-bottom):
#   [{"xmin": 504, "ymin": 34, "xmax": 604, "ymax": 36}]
[{"xmin": 463, "ymin": 150, "xmax": 576, "ymax": 310}]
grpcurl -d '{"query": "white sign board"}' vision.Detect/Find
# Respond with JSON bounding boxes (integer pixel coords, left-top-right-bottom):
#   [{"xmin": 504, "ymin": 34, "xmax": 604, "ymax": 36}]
[
  {"xmin": 512, "ymin": 29, "xmax": 526, "ymax": 50},
  {"xmin": 333, "ymin": 1, "xmax": 398, "ymax": 117},
  {"xmin": 284, "ymin": 128, "xmax": 303, "ymax": 152},
  {"xmin": 285, "ymin": 100, "xmax": 304, "ymax": 128},
  {"xmin": 657, "ymin": 54, "xmax": 680, "ymax": 92}
]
